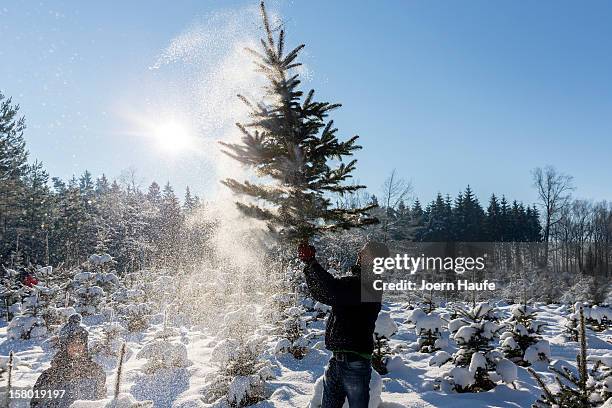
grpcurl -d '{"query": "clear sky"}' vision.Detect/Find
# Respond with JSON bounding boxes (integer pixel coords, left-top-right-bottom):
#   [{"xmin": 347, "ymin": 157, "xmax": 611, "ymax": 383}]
[{"xmin": 2, "ymin": 0, "xmax": 611, "ymax": 206}]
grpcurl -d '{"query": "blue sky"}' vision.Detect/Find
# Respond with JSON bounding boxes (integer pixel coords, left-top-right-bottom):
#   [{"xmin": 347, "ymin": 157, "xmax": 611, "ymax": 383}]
[{"xmin": 1, "ymin": 0, "xmax": 611, "ymax": 205}]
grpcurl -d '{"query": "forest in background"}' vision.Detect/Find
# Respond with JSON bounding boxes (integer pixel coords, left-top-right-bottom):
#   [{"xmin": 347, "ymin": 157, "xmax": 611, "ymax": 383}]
[{"xmin": 1, "ymin": 91, "xmax": 611, "ymax": 286}]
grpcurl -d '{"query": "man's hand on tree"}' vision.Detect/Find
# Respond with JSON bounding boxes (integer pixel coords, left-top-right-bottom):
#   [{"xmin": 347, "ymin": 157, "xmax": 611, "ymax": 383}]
[{"xmin": 298, "ymin": 242, "xmax": 316, "ymax": 263}]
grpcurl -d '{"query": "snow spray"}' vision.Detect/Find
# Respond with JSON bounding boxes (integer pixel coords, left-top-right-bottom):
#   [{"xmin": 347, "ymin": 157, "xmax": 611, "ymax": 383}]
[{"xmin": 150, "ymin": 4, "xmax": 285, "ymax": 327}]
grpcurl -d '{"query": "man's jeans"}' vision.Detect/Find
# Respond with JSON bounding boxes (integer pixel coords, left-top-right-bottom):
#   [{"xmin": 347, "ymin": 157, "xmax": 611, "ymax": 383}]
[{"xmin": 322, "ymin": 355, "xmax": 372, "ymax": 408}]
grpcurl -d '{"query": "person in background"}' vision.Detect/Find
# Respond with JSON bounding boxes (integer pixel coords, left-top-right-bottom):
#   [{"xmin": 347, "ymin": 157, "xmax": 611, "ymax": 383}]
[
  {"xmin": 298, "ymin": 240, "xmax": 388, "ymax": 408},
  {"xmin": 30, "ymin": 314, "xmax": 106, "ymax": 408},
  {"xmin": 19, "ymin": 269, "xmax": 38, "ymax": 287}
]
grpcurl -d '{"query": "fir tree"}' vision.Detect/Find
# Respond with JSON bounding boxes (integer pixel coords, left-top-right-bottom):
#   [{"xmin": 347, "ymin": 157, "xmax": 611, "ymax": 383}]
[
  {"xmin": 485, "ymin": 194, "xmax": 502, "ymax": 241},
  {"xmin": 0, "ymin": 93, "xmax": 28, "ymax": 265},
  {"xmin": 529, "ymin": 308, "xmax": 611, "ymax": 407},
  {"xmin": 455, "ymin": 186, "xmax": 485, "ymax": 242},
  {"xmin": 183, "ymin": 186, "xmax": 199, "ymax": 213},
  {"xmin": 220, "ymin": 1, "xmax": 376, "ymax": 242},
  {"xmin": 499, "ymin": 196, "xmax": 511, "ymax": 241},
  {"xmin": 500, "ymin": 304, "xmax": 547, "ymax": 366},
  {"xmin": 411, "ymin": 199, "xmax": 425, "ymax": 240},
  {"xmin": 422, "ymin": 193, "xmax": 452, "ymax": 241}
]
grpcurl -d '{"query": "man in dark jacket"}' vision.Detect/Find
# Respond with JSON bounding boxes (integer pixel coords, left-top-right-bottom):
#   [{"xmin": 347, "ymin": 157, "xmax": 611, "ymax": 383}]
[
  {"xmin": 31, "ymin": 314, "xmax": 106, "ymax": 407},
  {"xmin": 299, "ymin": 241, "xmax": 388, "ymax": 408}
]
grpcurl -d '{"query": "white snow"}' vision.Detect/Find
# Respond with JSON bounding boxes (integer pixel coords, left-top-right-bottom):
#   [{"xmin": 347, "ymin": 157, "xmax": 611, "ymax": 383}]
[
  {"xmin": 495, "ymin": 358, "xmax": 518, "ymax": 383},
  {"xmin": 448, "ymin": 317, "xmax": 468, "ymax": 333},
  {"xmin": 524, "ymin": 339, "xmax": 551, "ymax": 364},
  {"xmin": 415, "ymin": 314, "xmax": 444, "ymax": 335},
  {"xmin": 313, "ymin": 302, "xmax": 331, "ymax": 313},
  {"xmin": 2, "ymin": 295, "xmax": 610, "ymax": 408},
  {"xmin": 468, "ymin": 352, "xmax": 487, "ymax": 373},
  {"xmin": 590, "ymin": 305, "xmax": 611, "ymax": 323},
  {"xmin": 448, "ymin": 366, "xmax": 475, "ymax": 388},
  {"xmin": 430, "ymin": 351, "xmax": 452, "ymax": 367},
  {"xmin": 374, "ymin": 311, "xmax": 398, "ymax": 339},
  {"xmin": 588, "ymin": 353, "xmax": 612, "ymax": 368},
  {"xmin": 453, "ymin": 325, "xmax": 478, "ymax": 343},
  {"xmin": 405, "ymin": 308, "xmax": 426, "ymax": 324},
  {"xmin": 227, "ymin": 375, "xmax": 263, "ymax": 407}
]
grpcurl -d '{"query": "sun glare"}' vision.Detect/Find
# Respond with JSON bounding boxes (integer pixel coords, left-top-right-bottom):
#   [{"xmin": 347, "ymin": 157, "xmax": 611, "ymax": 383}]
[{"xmin": 151, "ymin": 120, "xmax": 193, "ymax": 153}]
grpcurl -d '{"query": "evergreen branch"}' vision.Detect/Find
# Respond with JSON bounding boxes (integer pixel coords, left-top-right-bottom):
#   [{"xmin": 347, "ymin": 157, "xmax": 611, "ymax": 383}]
[
  {"xmin": 259, "ymin": 1, "xmax": 275, "ymax": 48},
  {"xmin": 278, "ymin": 29, "xmax": 285, "ymax": 57},
  {"xmin": 221, "ymin": 179, "xmax": 286, "ymax": 202},
  {"xmin": 235, "ymin": 202, "xmax": 276, "ymax": 221},
  {"xmin": 527, "ymin": 367, "xmax": 558, "ymax": 404},
  {"xmin": 237, "ymin": 94, "xmax": 254, "ymax": 109},
  {"xmin": 282, "ymin": 44, "xmax": 306, "ymax": 67},
  {"xmin": 244, "ymin": 47, "xmax": 265, "ymax": 62}
]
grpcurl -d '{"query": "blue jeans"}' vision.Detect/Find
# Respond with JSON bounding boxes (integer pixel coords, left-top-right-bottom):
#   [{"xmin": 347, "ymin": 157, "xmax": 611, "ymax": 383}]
[{"xmin": 322, "ymin": 356, "xmax": 372, "ymax": 408}]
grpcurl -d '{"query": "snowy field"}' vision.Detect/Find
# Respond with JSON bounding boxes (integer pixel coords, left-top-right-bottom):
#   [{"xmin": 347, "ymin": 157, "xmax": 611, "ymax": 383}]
[{"xmin": 1, "ymin": 299, "xmax": 611, "ymax": 408}]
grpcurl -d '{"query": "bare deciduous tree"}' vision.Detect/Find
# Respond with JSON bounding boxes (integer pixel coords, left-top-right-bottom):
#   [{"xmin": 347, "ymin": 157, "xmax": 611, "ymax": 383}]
[
  {"xmin": 380, "ymin": 169, "xmax": 412, "ymax": 242},
  {"xmin": 532, "ymin": 165, "xmax": 575, "ymax": 266}
]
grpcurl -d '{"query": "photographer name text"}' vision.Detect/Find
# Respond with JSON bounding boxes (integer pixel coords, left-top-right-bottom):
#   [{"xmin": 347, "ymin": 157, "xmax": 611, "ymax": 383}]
[{"xmin": 373, "ymin": 279, "xmax": 495, "ymax": 292}]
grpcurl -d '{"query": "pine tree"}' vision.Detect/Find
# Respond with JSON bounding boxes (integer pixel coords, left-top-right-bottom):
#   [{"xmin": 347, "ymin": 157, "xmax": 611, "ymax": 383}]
[
  {"xmin": 485, "ymin": 194, "xmax": 502, "ymax": 241},
  {"xmin": 391, "ymin": 199, "xmax": 413, "ymax": 240},
  {"xmin": 0, "ymin": 93, "xmax": 28, "ymax": 265},
  {"xmin": 21, "ymin": 161, "xmax": 52, "ymax": 264},
  {"xmin": 411, "ymin": 199, "xmax": 425, "ymax": 240},
  {"xmin": 159, "ymin": 183, "xmax": 183, "ymax": 266},
  {"xmin": 458, "ymin": 186, "xmax": 485, "ymax": 241},
  {"xmin": 499, "ymin": 196, "xmax": 511, "ymax": 242},
  {"xmin": 422, "ymin": 193, "xmax": 452, "ymax": 241},
  {"xmin": 183, "ymin": 186, "xmax": 199, "ymax": 213},
  {"xmin": 95, "ymin": 174, "xmax": 110, "ymax": 195},
  {"xmin": 220, "ymin": 1, "xmax": 376, "ymax": 242},
  {"xmin": 443, "ymin": 303, "xmax": 507, "ymax": 393}
]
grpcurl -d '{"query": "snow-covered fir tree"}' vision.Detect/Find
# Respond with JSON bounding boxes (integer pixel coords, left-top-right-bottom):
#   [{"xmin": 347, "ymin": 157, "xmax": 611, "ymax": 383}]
[
  {"xmin": 372, "ymin": 311, "xmax": 398, "ymax": 374},
  {"xmin": 274, "ymin": 305, "xmax": 309, "ymax": 359},
  {"xmin": 203, "ymin": 306, "xmax": 273, "ymax": 407},
  {"xmin": 530, "ymin": 308, "xmax": 612, "ymax": 407},
  {"xmin": 415, "ymin": 312, "xmax": 445, "ymax": 353},
  {"xmin": 500, "ymin": 304, "xmax": 549, "ymax": 366},
  {"xmin": 435, "ymin": 302, "xmax": 517, "ymax": 393}
]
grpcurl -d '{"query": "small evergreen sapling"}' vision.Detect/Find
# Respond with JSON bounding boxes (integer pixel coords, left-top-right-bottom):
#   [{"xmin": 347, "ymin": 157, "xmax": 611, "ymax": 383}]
[
  {"xmin": 500, "ymin": 304, "xmax": 548, "ymax": 366},
  {"xmin": 204, "ymin": 305, "xmax": 273, "ymax": 407},
  {"xmin": 565, "ymin": 310, "xmax": 580, "ymax": 342},
  {"xmin": 438, "ymin": 303, "xmax": 507, "ymax": 393},
  {"xmin": 275, "ymin": 306, "xmax": 309, "ymax": 359},
  {"xmin": 372, "ymin": 312, "xmax": 398, "ymax": 374},
  {"xmin": 415, "ymin": 313, "xmax": 445, "ymax": 353},
  {"xmin": 7, "ymin": 288, "xmax": 48, "ymax": 340},
  {"xmin": 585, "ymin": 304, "xmax": 611, "ymax": 332},
  {"xmin": 529, "ymin": 308, "xmax": 611, "ymax": 407},
  {"xmin": 451, "ymin": 303, "xmax": 502, "ymax": 367}
]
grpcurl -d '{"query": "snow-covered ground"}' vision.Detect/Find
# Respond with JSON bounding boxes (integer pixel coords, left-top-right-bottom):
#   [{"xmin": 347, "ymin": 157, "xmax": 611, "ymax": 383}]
[{"xmin": 1, "ymin": 301, "xmax": 611, "ymax": 407}]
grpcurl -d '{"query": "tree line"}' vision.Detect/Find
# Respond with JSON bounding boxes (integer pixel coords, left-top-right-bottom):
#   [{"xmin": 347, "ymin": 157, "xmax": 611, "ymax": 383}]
[
  {"xmin": 373, "ymin": 186, "xmax": 543, "ymax": 243},
  {"xmin": 2, "ymin": 91, "xmax": 611, "ymax": 278}
]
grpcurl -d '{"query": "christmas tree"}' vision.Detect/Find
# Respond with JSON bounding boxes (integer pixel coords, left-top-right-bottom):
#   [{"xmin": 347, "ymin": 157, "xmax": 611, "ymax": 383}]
[{"xmin": 220, "ymin": 1, "xmax": 376, "ymax": 242}]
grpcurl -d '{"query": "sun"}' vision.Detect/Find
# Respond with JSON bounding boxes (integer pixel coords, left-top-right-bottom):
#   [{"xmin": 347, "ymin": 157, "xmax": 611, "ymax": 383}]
[{"xmin": 151, "ymin": 120, "xmax": 193, "ymax": 153}]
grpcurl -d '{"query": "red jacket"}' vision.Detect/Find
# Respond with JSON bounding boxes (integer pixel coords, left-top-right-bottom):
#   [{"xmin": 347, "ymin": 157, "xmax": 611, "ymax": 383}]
[{"xmin": 24, "ymin": 275, "xmax": 39, "ymax": 287}]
